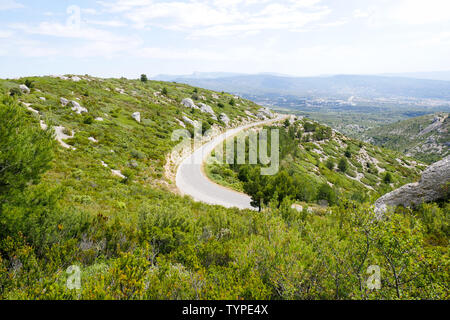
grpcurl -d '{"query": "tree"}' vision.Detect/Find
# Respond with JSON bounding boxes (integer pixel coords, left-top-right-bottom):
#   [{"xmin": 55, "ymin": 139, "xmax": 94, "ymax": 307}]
[
  {"xmin": 317, "ymin": 183, "xmax": 336, "ymax": 206},
  {"xmin": 326, "ymin": 159, "xmax": 335, "ymax": 170},
  {"xmin": 0, "ymin": 97, "xmax": 54, "ymax": 198},
  {"xmin": 229, "ymin": 99, "xmax": 235, "ymax": 106},
  {"xmin": 0, "ymin": 96, "xmax": 55, "ymax": 236},
  {"xmin": 140, "ymin": 74, "xmax": 148, "ymax": 82},
  {"xmin": 345, "ymin": 148, "xmax": 352, "ymax": 158},
  {"xmin": 383, "ymin": 172, "xmax": 393, "ymax": 184},
  {"xmin": 338, "ymin": 158, "xmax": 348, "ymax": 173},
  {"xmin": 162, "ymin": 87, "xmax": 168, "ymax": 96}
]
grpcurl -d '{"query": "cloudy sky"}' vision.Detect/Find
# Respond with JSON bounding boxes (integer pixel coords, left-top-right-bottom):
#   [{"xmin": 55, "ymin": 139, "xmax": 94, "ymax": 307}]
[{"xmin": 1, "ymin": 0, "xmax": 450, "ymax": 78}]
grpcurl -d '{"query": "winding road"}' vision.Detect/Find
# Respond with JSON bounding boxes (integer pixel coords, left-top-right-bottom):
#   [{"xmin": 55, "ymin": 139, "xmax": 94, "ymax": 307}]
[{"xmin": 176, "ymin": 115, "xmax": 288, "ymax": 210}]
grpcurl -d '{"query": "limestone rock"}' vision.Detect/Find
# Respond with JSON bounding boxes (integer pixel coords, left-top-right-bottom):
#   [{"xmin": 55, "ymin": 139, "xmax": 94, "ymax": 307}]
[
  {"xmin": 198, "ymin": 103, "xmax": 216, "ymax": 117},
  {"xmin": 182, "ymin": 116, "xmax": 196, "ymax": 127},
  {"xmin": 181, "ymin": 98, "xmax": 198, "ymax": 109},
  {"xmin": 71, "ymin": 101, "xmax": 88, "ymax": 114},
  {"xmin": 132, "ymin": 112, "xmax": 141, "ymax": 123},
  {"xmin": 374, "ymin": 156, "xmax": 450, "ymax": 215},
  {"xmin": 60, "ymin": 97, "xmax": 69, "ymax": 106},
  {"xmin": 219, "ymin": 113, "xmax": 230, "ymax": 126},
  {"xmin": 19, "ymin": 84, "xmax": 30, "ymax": 94}
]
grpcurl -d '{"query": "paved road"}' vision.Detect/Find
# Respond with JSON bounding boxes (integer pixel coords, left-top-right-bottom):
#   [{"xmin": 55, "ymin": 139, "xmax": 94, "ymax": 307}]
[{"xmin": 176, "ymin": 115, "xmax": 287, "ymax": 210}]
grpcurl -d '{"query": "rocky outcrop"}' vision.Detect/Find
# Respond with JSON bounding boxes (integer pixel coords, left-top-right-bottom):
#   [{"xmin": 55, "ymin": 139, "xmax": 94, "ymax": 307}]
[
  {"xmin": 219, "ymin": 113, "xmax": 230, "ymax": 126},
  {"xmin": 19, "ymin": 84, "xmax": 30, "ymax": 94},
  {"xmin": 183, "ymin": 116, "xmax": 196, "ymax": 127},
  {"xmin": 60, "ymin": 97, "xmax": 69, "ymax": 106},
  {"xmin": 375, "ymin": 156, "xmax": 450, "ymax": 215},
  {"xmin": 71, "ymin": 101, "xmax": 88, "ymax": 114},
  {"xmin": 198, "ymin": 103, "xmax": 216, "ymax": 118},
  {"xmin": 181, "ymin": 98, "xmax": 198, "ymax": 109}
]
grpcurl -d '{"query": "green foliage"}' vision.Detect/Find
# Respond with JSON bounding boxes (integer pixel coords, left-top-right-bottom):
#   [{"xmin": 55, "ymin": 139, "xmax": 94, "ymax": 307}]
[
  {"xmin": 140, "ymin": 74, "xmax": 148, "ymax": 83},
  {"xmin": 338, "ymin": 158, "xmax": 348, "ymax": 173}
]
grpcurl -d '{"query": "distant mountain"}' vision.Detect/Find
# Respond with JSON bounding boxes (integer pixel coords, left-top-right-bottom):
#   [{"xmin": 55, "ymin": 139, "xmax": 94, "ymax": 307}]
[
  {"xmin": 362, "ymin": 113, "xmax": 449, "ymax": 164},
  {"xmin": 382, "ymin": 71, "xmax": 450, "ymax": 82},
  {"xmin": 158, "ymin": 74, "xmax": 450, "ymax": 100},
  {"xmin": 153, "ymin": 72, "xmax": 246, "ymax": 82}
]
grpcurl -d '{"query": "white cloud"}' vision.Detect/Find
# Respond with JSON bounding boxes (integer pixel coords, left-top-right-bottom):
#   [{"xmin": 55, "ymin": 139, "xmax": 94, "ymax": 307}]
[
  {"xmin": 0, "ymin": 0, "xmax": 23, "ymax": 11},
  {"xmin": 98, "ymin": 0, "xmax": 331, "ymax": 36}
]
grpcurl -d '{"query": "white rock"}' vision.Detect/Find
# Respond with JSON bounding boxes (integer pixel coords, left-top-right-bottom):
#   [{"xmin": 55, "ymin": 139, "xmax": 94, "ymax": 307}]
[
  {"xmin": 101, "ymin": 161, "xmax": 108, "ymax": 168},
  {"xmin": 88, "ymin": 137, "xmax": 98, "ymax": 143},
  {"xmin": 19, "ymin": 84, "xmax": 30, "ymax": 94},
  {"xmin": 71, "ymin": 101, "xmax": 88, "ymax": 114},
  {"xmin": 95, "ymin": 117, "xmax": 104, "ymax": 122},
  {"xmin": 219, "ymin": 113, "xmax": 230, "ymax": 126},
  {"xmin": 176, "ymin": 118, "xmax": 186, "ymax": 128},
  {"xmin": 40, "ymin": 120, "xmax": 48, "ymax": 130},
  {"xmin": 53, "ymin": 126, "xmax": 76, "ymax": 150},
  {"xmin": 374, "ymin": 156, "xmax": 450, "ymax": 216},
  {"xmin": 132, "ymin": 112, "xmax": 141, "ymax": 123},
  {"xmin": 182, "ymin": 116, "xmax": 196, "ymax": 127},
  {"xmin": 181, "ymin": 98, "xmax": 198, "ymax": 109},
  {"xmin": 60, "ymin": 97, "xmax": 69, "ymax": 106},
  {"xmin": 111, "ymin": 169, "xmax": 126, "ymax": 179},
  {"xmin": 198, "ymin": 103, "xmax": 216, "ymax": 117},
  {"xmin": 72, "ymin": 76, "xmax": 81, "ymax": 82},
  {"xmin": 212, "ymin": 93, "xmax": 220, "ymax": 99},
  {"xmin": 39, "ymin": 97, "xmax": 46, "ymax": 101}
]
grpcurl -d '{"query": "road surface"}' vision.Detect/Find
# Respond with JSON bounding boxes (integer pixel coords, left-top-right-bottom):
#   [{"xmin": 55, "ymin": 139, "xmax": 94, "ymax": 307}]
[{"xmin": 176, "ymin": 115, "xmax": 287, "ymax": 210}]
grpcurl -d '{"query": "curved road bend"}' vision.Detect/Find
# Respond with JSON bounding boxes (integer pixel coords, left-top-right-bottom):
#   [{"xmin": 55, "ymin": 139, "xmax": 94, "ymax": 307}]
[{"xmin": 176, "ymin": 115, "xmax": 288, "ymax": 210}]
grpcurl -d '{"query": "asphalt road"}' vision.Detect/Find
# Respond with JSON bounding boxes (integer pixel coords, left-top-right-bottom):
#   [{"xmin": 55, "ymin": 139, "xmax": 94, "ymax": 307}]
[{"xmin": 176, "ymin": 115, "xmax": 287, "ymax": 210}]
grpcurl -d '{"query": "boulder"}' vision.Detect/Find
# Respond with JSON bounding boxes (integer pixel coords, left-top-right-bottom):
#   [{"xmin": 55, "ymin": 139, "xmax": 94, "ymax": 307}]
[
  {"xmin": 19, "ymin": 84, "xmax": 30, "ymax": 94},
  {"xmin": 39, "ymin": 97, "xmax": 46, "ymax": 101},
  {"xmin": 95, "ymin": 117, "xmax": 104, "ymax": 122},
  {"xmin": 374, "ymin": 156, "xmax": 450, "ymax": 215},
  {"xmin": 71, "ymin": 76, "xmax": 81, "ymax": 82},
  {"xmin": 181, "ymin": 98, "xmax": 198, "ymax": 109},
  {"xmin": 198, "ymin": 103, "xmax": 216, "ymax": 117},
  {"xmin": 212, "ymin": 93, "xmax": 220, "ymax": 99},
  {"xmin": 60, "ymin": 97, "xmax": 69, "ymax": 106},
  {"xmin": 219, "ymin": 113, "xmax": 230, "ymax": 126},
  {"xmin": 182, "ymin": 116, "xmax": 196, "ymax": 127},
  {"xmin": 71, "ymin": 101, "xmax": 88, "ymax": 114},
  {"xmin": 88, "ymin": 137, "xmax": 98, "ymax": 143},
  {"xmin": 132, "ymin": 112, "xmax": 141, "ymax": 123}
]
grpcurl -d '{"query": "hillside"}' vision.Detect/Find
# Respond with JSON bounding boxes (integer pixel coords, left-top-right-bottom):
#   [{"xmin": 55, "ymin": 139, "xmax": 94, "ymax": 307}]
[
  {"xmin": 207, "ymin": 116, "xmax": 427, "ymax": 210},
  {"xmin": 0, "ymin": 76, "xmax": 448, "ymax": 300},
  {"xmin": 362, "ymin": 113, "xmax": 449, "ymax": 164}
]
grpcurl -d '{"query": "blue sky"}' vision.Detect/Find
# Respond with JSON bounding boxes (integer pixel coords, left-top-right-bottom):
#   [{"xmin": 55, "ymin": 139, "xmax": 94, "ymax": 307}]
[{"xmin": 1, "ymin": 0, "xmax": 450, "ymax": 78}]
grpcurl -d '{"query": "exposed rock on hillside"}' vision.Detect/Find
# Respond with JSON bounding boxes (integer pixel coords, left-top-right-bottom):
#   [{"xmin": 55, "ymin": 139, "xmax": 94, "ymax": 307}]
[
  {"xmin": 132, "ymin": 112, "xmax": 141, "ymax": 123},
  {"xmin": 182, "ymin": 98, "xmax": 198, "ymax": 109},
  {"xmin": 19, "ymin": 84, "xmax": 30, "ymax": 94},
  {"xmin": 375, "ymin": 155, "xmax": 449, "ymax": 214},
  {"xmin": 71, "ymin": 101, "xmax": 88, "ymax": 114},
  {"xmin": 219, "ymin": 113, "xmax": 230, "ymax": 126},
  {"xmin": 60, "ymin": 97, "xmax": 69, "ymax": 106}
]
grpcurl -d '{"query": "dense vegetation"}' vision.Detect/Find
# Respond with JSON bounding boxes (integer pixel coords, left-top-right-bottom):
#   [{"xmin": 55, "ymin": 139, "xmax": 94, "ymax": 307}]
[
  {"xmin": 0, "ymin": 77, "xmax": 448, "ymax": 300},
  {"xmin": 207, "ymin": 118, "xmax": 426, "ymax": 211}
]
